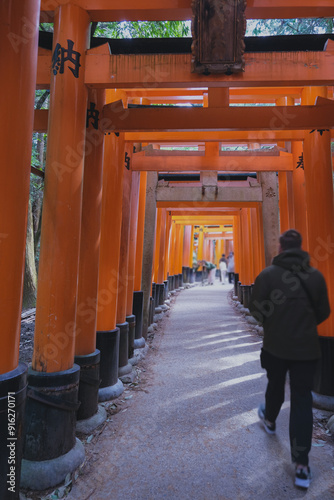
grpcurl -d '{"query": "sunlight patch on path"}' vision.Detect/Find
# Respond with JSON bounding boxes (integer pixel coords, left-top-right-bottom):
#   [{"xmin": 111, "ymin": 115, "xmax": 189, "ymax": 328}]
[
  {"xmin": 184, "ymin": 333, "xmax": 254, "ymax": 349},
  {"xmin": 168, "ymin": 372, "xmax": 265, "ymax": 406}
]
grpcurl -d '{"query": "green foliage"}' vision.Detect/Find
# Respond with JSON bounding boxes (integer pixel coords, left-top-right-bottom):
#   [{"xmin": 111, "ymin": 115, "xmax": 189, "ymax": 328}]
[
  {"xmin": 94, "ymin": 20, "xmax": 190, "ymax": 38},
  {"xmin": 39, "ymin": 23, "xmax": 53, "ymax": 32},
  {"xmin": 39, "ymin": 18, "xmax": 333, "ymax": 39},
  {"xmin": 246, "ymin": 18, "xmax": 334, "ymax": 36},
  {"xmin": 35, "ymin": 90, "xmax": 50, "ymax": 109}
]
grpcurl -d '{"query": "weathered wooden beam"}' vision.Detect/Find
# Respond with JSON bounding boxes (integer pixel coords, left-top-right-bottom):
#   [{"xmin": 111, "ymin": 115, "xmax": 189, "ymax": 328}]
[
  {"xmin": 34, "ymin": 109, "xmax": 310, "ymax": 140},
  {"xmin": 157, "ymin": 185, "xmax": 263, "ymax": 202},
  {"xmin": 103, "ymin": 101, "xmax": 334, "ymax": 132},
  {"xmin": 157, "ymin": 201, "xmax": 257, "ymax": 208},
  {"xmin": 126, "ymin": 87, "xmax": 306, "ymax": 104},
  {"xmin": 134, "ymin": 155, "xmax": 293, "ymax": 172},
  {"xmin": 32, "ymin": 110, "xmax": 334, "ymax": 145},
  {"xmin": 173, "ymin": 223, "xmax": 234, "ymax": 232},
  {"xmin": 37, "ymin": 51, "xmax": 334, "ymax": 89},
  {"xmin": 40, "ymin": 1, "xmax": 334, "ymax": 22},
  {"xmin": 169, "ymin": 210, "xmax": 240, "ymax": 216},
  {"xmin": 125, "ymin": 130, "xmax": 308, "ymax": 142}
]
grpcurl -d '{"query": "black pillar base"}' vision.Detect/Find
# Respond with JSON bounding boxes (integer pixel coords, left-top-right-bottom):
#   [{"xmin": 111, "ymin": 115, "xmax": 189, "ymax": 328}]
[
  {"xmin": 149, "ymin": 296, "xmax": 154, "ymax": 325},
  {"xmin": 234, "ymin": 273, "xmax": 239, "ymax": 297},
  {"xmin": 195, "ymin": 270, "xmax": 203, "ymax": 282},
  {"xmin": 151, "ymin": 282, "xmax": 157, "ymax": 308},
  {"xmin": 314, "ymin": 336, "xmax": 334, "ymax": 396},
  {"xmin": 182, "ymin": 266, "xmax": 188, "ymax": 283},
  {"xmin": 157, "ymin": 283, "xmax": 165, "ymax": 306},
  {"xmin": 237, "ymin": 281, "xmax": 243, "ymax": 303},
  {"xmin": 178, "ymin": 273, "xmax": 183, "ymax": 287},
  {"xmin": 168, "ymin": 275, "xmax": 173, "ymax": 292},
  {"xmin": 126, "ymin": 314, "xmax": 136, "ymax": 359},
  {"xmin": 96, "ymin": 328, "xmax": 120, "ymax": 389},
  {"xmin": 163, "ymin": 280, "xmax": 169, "ymax": 300},
  {"xmin": 174, "ymin": 274, "xmax": 179, "ymax": 289},
  {"xmin": 0, "ymin": 363, "xmax": 27, "ymax": 499},
  {"xmin": 116, "ymin": 322, "xmax": 132, "ymax": 377},
  {"xmin": 242, "ymin": 286, "xmax": 252, "ymax": 309},
  {"xmin": 74, "ymin": 350, "xmax": 100, "ymax": 421},
  {"xmin": 23, "ymin": 365, "xmax": 81, "ymax": 462},
  {"xmin": 133, "ymin": 291, "xmax": 143, "ymax": 341}
]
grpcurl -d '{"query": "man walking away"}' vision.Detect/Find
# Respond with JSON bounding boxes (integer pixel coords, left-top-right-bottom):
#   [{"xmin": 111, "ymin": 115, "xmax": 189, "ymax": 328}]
[{"xmin": 249, "ymin": 229, "xmax": 330, "ymax": 489}]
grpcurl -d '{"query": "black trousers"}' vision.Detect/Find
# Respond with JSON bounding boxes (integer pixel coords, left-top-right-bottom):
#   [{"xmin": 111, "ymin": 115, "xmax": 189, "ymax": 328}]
[{"xmin": 260, "ymin": 349, "xmax": 318, "ymax": 466}]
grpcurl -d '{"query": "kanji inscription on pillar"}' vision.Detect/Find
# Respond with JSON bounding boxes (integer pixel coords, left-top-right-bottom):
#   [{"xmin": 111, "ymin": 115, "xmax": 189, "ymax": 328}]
[
  {"xmin": 296, "ymin": 153, "xmax": 304, "ymax": 170},
  {"xmin": 191, "ymin": 0, "xmax": 246, "ymax": 74},
  {"xmin": 86, "ymin": 102, "xmax": 99, "ymax": 129},
  {"xmin": 265, "ymin": 187, "xmax": 276, "ymax": 198},
  {"xmin": 125, "ymin": 152, "xmax": 130, "ymax": 170},
  {"xmin": 52, "ymin": 39, "xmax": 81, "ymax": 78}
]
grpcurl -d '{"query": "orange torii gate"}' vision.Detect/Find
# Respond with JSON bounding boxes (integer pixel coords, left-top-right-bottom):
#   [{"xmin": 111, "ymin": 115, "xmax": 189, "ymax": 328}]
[{"xmin": 2, "ymin": 1, "xmax": 334, "ymax": 496}]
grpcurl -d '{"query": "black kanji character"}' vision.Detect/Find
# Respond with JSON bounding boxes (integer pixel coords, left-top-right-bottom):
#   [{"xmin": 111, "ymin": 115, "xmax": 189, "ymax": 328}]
[
  {"xmin": 310, "ymin": 129, "xmax": 329, "ymax": 136},
  {"xmin": 125, "ymin": 152, "xmax": 130, "ymax": 170},
  {"xmin": 296, "ymin": 153, "xmax": 304, "ymax": 170},
  {"xmin": 52, "ymin": 39, "xmax": 81, "ymax": 78},
  {"xmin": 86, "ymin": 102, "xmax": 99, "ymax": 129}
]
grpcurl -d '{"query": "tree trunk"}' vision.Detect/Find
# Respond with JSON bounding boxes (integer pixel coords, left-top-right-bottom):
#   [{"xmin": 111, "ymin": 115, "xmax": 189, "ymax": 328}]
[
  {"xmin": 33, "ymin": 133, "xmax": 44, "ymax": 252},
  {"xmin": 22, "ymin": 199, "xmax": 37, "ymax": 309}
]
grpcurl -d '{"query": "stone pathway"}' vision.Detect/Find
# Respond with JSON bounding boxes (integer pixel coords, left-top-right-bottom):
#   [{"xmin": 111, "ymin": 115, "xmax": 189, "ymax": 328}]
[{"xmin": 67, "ymin": 282, "xmax": 334, "ymax": 500}]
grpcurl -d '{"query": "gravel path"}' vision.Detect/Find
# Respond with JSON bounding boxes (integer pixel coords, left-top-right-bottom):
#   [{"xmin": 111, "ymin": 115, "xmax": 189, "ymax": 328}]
[{"xmin": 67, "ymin": 282, "xmax": 334, "ymax": 500}]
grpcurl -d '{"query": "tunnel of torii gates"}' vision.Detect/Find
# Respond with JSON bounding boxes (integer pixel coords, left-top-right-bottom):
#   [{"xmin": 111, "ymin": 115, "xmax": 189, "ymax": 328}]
[{"xmin": 2, "ymin": 0, "xmax": 334, "ymax": 495}]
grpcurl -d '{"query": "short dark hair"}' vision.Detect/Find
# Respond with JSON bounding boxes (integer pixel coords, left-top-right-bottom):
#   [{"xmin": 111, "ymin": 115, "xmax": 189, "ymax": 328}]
[{"xmin": 279, "ymin": 229, "xmax": 302, "ymax": 250}]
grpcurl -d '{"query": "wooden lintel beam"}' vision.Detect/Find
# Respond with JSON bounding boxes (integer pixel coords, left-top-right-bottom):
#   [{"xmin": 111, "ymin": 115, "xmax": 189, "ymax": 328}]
[
  {"xmin": 173, "ymin": 220, "xmax": 236, "ymax": 225},
  {"xmin": 173, "ymin": 224, "xmax": 233, "ymax": 231},
  {"xmin": 157, "ymin": 185, "xmax": 263, "ymax": 202},
  {"xmin": 169, "ymin": 210, "xmax": 240, "ymax": 216},
  {"xmin": 125, "ymin": 131, "xmax": 308, "ymax": 143},
  {"xmin": 126, "ymin": 87, "xmax": 304, "ymax": 98},
  {"xmin": 40, "ymin": 1, "xmax": 334, "ymax": 22},
  {"xmin": 37, "ymin": 51, "xmax": 334, "ymax": 89},
  {"xmin": 124, "ymin": 131, "xmax": 312, "ymax": 142},
  {"xmin": 134, "ymin": 155, "xmax": 293, "ymax": 172},
  {"xmin": 32, "ymin": 109, "xmax": 319, "ymax": 141},
  {"xmin": 32, "ymin": 110, "xmax": 334, "ymax": 144},
  {"xmin": 103, "ymin": 102, "xmax": 334, "ymax": 133},
  {"xmin": 157, "ymin": 201, "xmax": 253, "ymax": 208}
]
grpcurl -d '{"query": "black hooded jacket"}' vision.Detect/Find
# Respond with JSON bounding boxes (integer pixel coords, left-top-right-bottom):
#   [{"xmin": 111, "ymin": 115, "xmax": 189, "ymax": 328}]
[{"xmin": 249, "ymin": 248, "xmax": 330, "ymax": 360}]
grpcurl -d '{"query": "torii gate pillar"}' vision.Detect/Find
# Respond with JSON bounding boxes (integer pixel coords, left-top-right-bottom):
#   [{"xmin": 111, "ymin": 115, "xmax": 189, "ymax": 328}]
[
  {"xmin": 258, "ymin": 172, "xmax": 280, "ymax": 267},
  {"xmin": 22, "ymin": 3, "xmax": 89, "ymax": 490},
  {"xmin": 0, "ymin": 1, "xmax": 40, "ymax": 496}
]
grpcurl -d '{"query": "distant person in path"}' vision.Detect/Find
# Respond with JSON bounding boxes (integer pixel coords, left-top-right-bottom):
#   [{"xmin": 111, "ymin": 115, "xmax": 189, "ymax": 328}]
[
  {"xmin": 219, "ymin": 257, "xmax": 227, "ymax": 284},
  {"xmin": 199, "ymin": 260, "xmax": 216, "ymax": 285},
  {"xmin": 227, "ymin": 252, "xmax": 234, "ymax": 283},
  {"xmin": 219, "ymin": 254, "xmax": 227, "ymax": 283},
  {"xmin": 249, "ymin": 229, "xmax": 330, "ymax": 489}
]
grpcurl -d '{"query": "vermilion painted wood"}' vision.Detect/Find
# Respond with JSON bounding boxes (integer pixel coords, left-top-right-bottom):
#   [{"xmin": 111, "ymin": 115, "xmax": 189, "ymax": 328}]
[
  {"xmin": 75, "ymin": 89, "xmax": 105, "ymax": 356},
  {"xmin": 0, "ymin": 0, "xmax": 40, "ymax": 374},
  {"xmin": 303, "ymin": 87, "xmax": 334, "ymax": 338},
  {"xmin": 134, "ymin": 172, "xmax": 147, "ymax": 292},
  {"xmin": 33, "ymin": 4, "xmax": 90, "ymax": 372}
]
